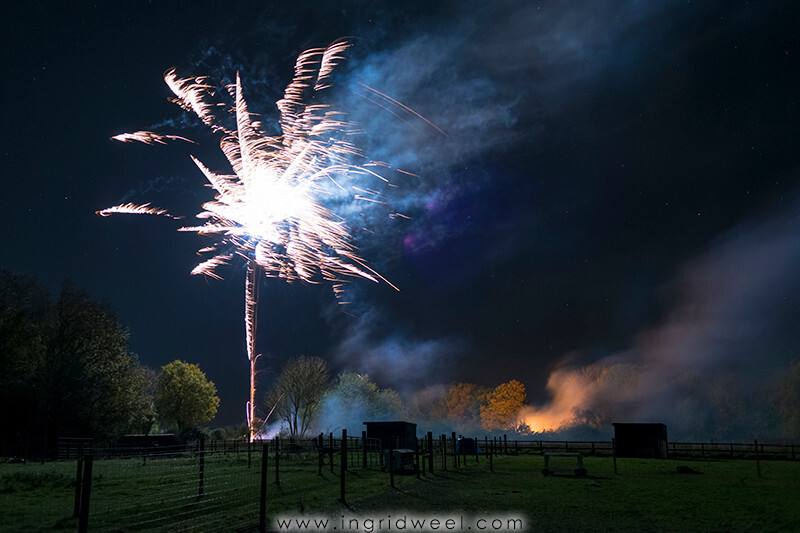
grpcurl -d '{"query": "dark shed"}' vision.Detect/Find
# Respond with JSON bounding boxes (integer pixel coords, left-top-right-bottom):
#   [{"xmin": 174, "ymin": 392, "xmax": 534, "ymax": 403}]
[
  {"xmin": 363, "ymin": 421, "xmax": 417, "ymax": 450},
  {"xmin": 612, "ymin": 423, "xmax": 668, "ymax": 458}
]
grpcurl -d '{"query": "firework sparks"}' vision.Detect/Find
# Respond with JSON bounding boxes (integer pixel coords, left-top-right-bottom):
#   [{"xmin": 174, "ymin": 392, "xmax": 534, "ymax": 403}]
[
  {"xmin": 100, "ymin": 40, "xmax": 407, "ymax": 440},
  {"xmin": 111, "ymin": 131, "xmax": 197, "ymax": 145},
  {"xmin": 96, "ymin": 202, "xmax": 180, "ymax": 219}
]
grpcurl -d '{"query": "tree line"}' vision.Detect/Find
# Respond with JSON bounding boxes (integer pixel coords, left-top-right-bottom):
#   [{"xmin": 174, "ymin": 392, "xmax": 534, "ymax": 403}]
[
  {"xmin": 1, "ymin": 269, "xmax": 531, "ymax": 456},
  {"xmin": 0, "ymin": 271, "xmax": 220, "ymax": 456},
  {"xmin": 263, "ymin": 355, "xmax": 530, "ymax": 439}
]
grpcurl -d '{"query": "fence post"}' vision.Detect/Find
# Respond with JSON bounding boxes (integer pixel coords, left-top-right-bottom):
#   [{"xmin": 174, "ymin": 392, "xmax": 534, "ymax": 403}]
[
  {"xmin": 475, "ymin": 436, "xmax": 479, "ymax": 464},
  {"xmin": 362, "ymin": 430, "xmax": 368, "ymax": 469},
  {"xmin": 275, "ymin": 436, "xmax": 280, "ymax": 485},
  {"xmin": 612, "ymin": 438, "xmax": 618, "ymax": 475},
  {"xmin": 389, "ymin": 449, "xmax": 395, "ymax": 488},
  {"xmin": 489, "ymin": 439, "xmax": 494, "ymax": 472},
  {"xmin": 504, "ymin": 434, "xmax": 508, "ymax": 454},
  {"xmin": 755, "ymin": 439, "xmax": 762, "ymax": 478},
  {"xmin": 340, "ymin": 429, "xmax": 347, "ymax": 503},
  {"xmin": 329, "ymin": 433, "xmax": 334, "ymax": 473},
  {"xmin": 77, "ymin": 455, "xmax": 93, "ymax": 533},
  {"xmin": 441, "ymin": 435, "xmax": 447, "ymax": 471},
  {"xmin": 73, "ymin": 447, "xmax": 83, "ymax": 518},
  {"xmin": 260, "ymin": 442, "xmax": 268, "ymax": 533},
  {"xmin": 452, "ymin": 432, "xmax": 458, "ymax": 468},
  {"xmin": 415, "ymin": 437, "xmax": 421, "ymax": 479},
  {"xmin": 427, "ymin": 432, "xmax": 434, "ymax": 474},
  {"xmin": 317, "ymin": 434, "xmax": 325, "ymax": 476},
  {"xmin": 198, "ymin": 437, "xmax": 205, "ymax": 497}
]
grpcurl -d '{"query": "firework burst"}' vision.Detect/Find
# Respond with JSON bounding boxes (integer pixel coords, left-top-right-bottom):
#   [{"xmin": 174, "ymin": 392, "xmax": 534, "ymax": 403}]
[{"xmin": 101, "ymin": 40, "xmax": 408, "ymax": 439}]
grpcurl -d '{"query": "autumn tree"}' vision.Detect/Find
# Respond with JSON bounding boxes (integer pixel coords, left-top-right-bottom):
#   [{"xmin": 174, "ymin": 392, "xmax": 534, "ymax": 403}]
[
  {"xmin": 264, "ymin": 355, "xmax": 329, "ymax": 438},
  {"xmin": 155, "ymin": 360, "xmax": 220, "ymax": 434},
  {"xmin": 446, "ymin": 382, "xmax": 489, "ymax": 429},
  {"xmin": 480, "ymin": 379, "xmax": 527, "ymax": 431}
]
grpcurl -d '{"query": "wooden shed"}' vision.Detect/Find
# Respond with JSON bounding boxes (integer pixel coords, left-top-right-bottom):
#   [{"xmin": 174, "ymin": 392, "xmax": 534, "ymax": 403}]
[
  {"xmin": 612, "ymin": 423, "xmax": 668, "ymax": 458},
  {"xmin": 363, "ymin": 421, "xmax": 417, "ymax": 450}
]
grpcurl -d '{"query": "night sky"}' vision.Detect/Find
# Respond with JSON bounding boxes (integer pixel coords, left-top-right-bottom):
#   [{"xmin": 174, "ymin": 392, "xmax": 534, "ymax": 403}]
[{"xmin": 3, "ymin": 1, "xmax": 799, "ymax": 435}]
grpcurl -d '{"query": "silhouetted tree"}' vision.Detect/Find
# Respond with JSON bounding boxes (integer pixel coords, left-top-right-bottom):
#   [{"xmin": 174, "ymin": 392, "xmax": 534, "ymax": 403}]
[
  {"xmin": 0, "ymin": 271, "xmax": 50, "ymax": 453},
  {"xmin": 0, "ymin": 271, "xmax": 153, "ymax": 454},
  {"xmin": 264, "ymin": 355, "xmax": 329, "ymax": 438}
]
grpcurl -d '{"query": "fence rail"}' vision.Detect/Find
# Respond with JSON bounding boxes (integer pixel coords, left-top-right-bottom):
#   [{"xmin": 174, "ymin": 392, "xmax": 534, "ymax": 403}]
[
  {"xmin": 6, "ymin": 434, "xmax": 795, "ymax": 532},
  {"xmin": 467, "ymin": 438, "xmax": 799, "ymax": 460},
  {"xmin": 52, "ymin": 436, "xmax": 800, "ymax": 465}
]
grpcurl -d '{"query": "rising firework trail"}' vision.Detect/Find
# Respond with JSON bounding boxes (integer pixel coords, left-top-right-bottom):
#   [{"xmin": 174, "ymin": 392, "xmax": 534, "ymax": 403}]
[{"xmin": 99, "ymin": 40, "xmax": 412, "ymax": 440}]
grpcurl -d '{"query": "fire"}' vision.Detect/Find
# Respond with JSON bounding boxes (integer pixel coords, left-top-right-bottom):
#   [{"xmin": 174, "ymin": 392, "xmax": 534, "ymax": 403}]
[
  {"xmin": 519, "ymin": 363, "xmax": 640, "ymax": 433},
  {"xmin": 518, "ymin": 369, "xmax": 591, "ymax": 432}
]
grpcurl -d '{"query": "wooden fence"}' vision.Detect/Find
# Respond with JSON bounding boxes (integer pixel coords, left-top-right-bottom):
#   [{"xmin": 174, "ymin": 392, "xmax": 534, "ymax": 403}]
[
  {"xmin": 55, "ymin": 436, "xmax": 800, "ymax": 463},
  {"xmin": 464, "ymin": 438, "xmax": 798, "ymax": 460}
]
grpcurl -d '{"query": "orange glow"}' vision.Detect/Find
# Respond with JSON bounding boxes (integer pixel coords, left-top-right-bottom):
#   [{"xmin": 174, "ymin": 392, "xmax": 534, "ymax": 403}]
[
  {"xmin": 519, "ymin": 368, "xmax": 591, "ymax": 432},
  {"xmin": 519, "ymin": 363, "xmax": 639, "ymax": 433}
]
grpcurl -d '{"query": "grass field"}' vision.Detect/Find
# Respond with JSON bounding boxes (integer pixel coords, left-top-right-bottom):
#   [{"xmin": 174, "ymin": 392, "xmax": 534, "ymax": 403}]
[{"xmin": 2, "ymin": 452, "xmax": 799, "ymax": 532}]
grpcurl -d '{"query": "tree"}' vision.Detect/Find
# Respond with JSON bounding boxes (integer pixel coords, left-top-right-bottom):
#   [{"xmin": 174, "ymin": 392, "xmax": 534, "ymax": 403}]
[
  {"xmin": 264, "ymin": 355, "xmax": 329, "ymax": 438},
  {"xmin": 128, "ymin": 365, "xmax": 159, "ymax": 434},
  {"xmin": 480, "ymin": 379, "xmax": 527, "ymax": 431},
  {"xmin": 48, "ymin": 282, "xmax": 156, "ymax": 441},
  {"xmin": 321, "ymin": 372, "xmax": 405, "ymax": 433},
  {"xmin": 155, "ymin": 360, "xmax": 220, "ymax": 434},
  {"xmin": 407, "ymin": 385, "xmax": 448, "ymax": 424},
  {"xmin": 446, "ymin": 382, "xmax": 489, "ymax": 429},
  {"xmin": 773, "ymin": 359, "xmax": 800, "ymax": 437},
  {"xmin": 0, "ymin": 271, "xmax": 155, "ymax": 454},
  {"xmin": 0, "ymin": 271, "xmax": 50, "ymax": 451}
]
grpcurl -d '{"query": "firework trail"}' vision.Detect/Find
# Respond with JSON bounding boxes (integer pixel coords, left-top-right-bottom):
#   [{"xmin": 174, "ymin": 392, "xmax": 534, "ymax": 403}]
[
  {"xmin": 100, "ymin": 40, "xmax": 409, "ymax": 439},
  {"xmin": 110, "ymin": 131, "xmax": 197, "ymax": 145}
]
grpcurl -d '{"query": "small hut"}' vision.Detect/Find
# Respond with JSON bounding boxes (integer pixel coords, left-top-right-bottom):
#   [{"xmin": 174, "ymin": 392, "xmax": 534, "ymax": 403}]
[
  {"xmin": 363, "ymin": 421, "xmax": 417, "ymax": 450},
  {"xmin": 612, "ymin": 423, "xmax": 668, "ymax": 458}
]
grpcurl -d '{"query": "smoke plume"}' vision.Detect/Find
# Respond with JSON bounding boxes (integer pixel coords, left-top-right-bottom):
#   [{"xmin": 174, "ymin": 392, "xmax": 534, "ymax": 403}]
[{"xmin": 523, "ymin": 201, "xmax": 800, "ymax": 440}]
